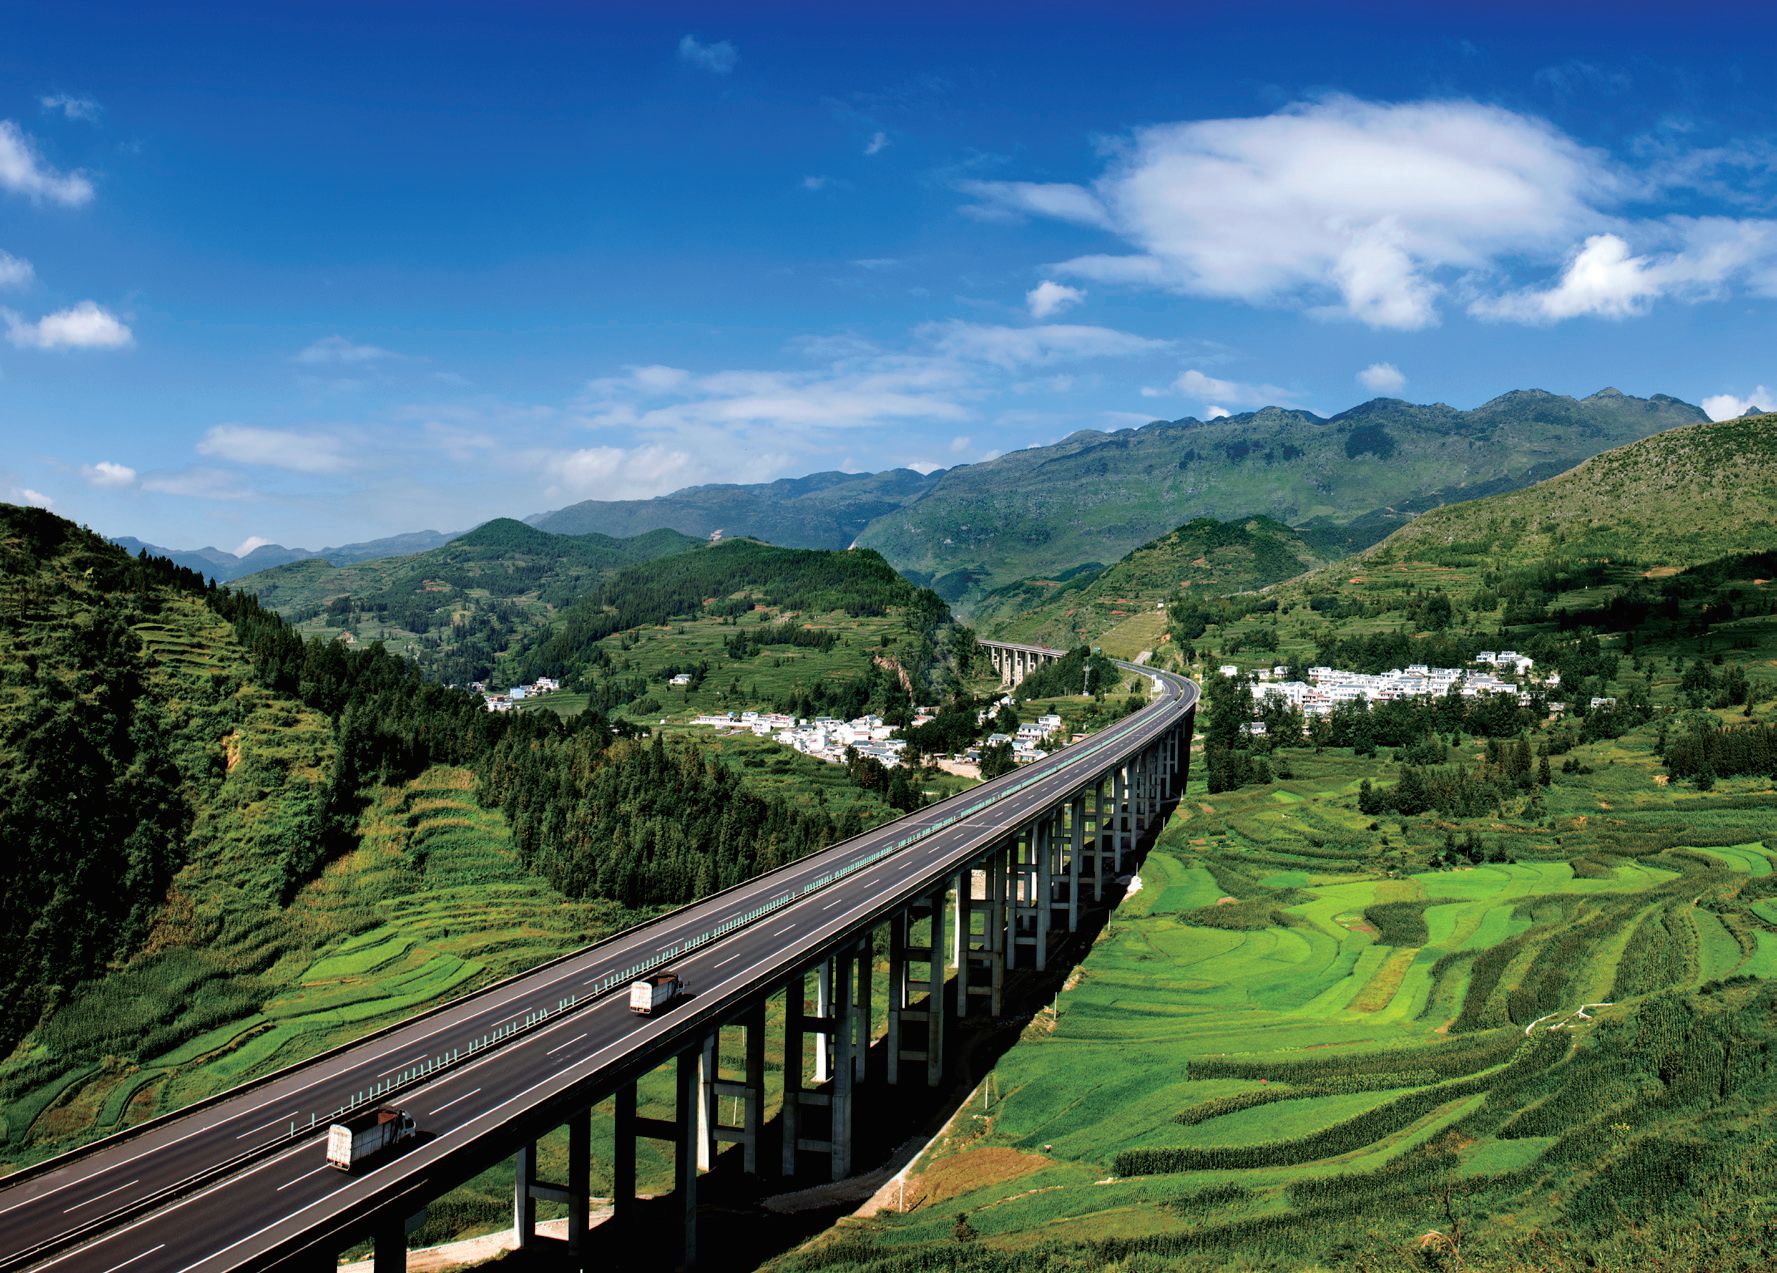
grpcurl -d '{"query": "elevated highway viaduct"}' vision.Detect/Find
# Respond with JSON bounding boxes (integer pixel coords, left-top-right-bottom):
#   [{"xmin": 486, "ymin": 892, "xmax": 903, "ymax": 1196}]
[{"xmin": 0, "ymin": 656, "xmax": 1196, "ymax": 1272}]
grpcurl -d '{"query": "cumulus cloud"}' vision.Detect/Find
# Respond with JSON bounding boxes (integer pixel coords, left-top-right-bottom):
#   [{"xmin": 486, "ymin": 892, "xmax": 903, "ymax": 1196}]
[
  {"xmin": 0, "ymin": 251, "xmax": 32, "ymax": 288},
  {"xmin": 1472, "ymin": 220, "xmax": 1777, "ymax": 322},
  {"xmin": 197, "ymin": 425, "xmax": 348, "ymax": 473},
  {"xmin": 968, "ymin": 97, "xmax": 1628, "ymax": 329},
  {"xmin": 1143, "ymin": 368, "xmax": 1296, "ymax": 409},
  {"xmin": 0, "ymin": 120, "xmax": 94, "ymax": 205},
  {"xmin": 1026, "ymin": 280, "xmax": 1085, "ymax": 319},
  {"xmin": 801, "ymin": 175, "xmax": 833, "ymax": 191},
  {"xmin": 1702, "ymin": 386, "xmax": 1773, "ymax": 421},
  {"xmin": 544, "ymin": 442, "xmax": 700, "ymax": 502},
  {"xmin": 81, "ymin": 460, "xmax": 137, "ymax": 487},
  {"xmin": 233, "ymin": 535, "xmax": 274, "ymax": 557},
  {"xmin": 864, "ymin": 131, "xmax": 889, "ymax": 156},
  {"xmin": 18, "ymin": 487, "xmax": 53, "ymax": 508},
  {"xmin": 5, "ymin": 301, "xmax": 132, "ymax": 349},
  {"xmin": 678, "ymin": 34, "xmax": 737, "ymax": 74},
  {"xmin": 1204, "ymin": 406, "xmax": 1231, "ymax": 420},
  {"xmin": 295, "ymin": 335, "xmax": 400, "ymax": 364},
  {"xmin": 41, "ymin": 94, "xmax": 101, "ymax": 123},
  {"xmin": 1358, "ymin": 361, "xmax": 1406, "ymax": 394}
]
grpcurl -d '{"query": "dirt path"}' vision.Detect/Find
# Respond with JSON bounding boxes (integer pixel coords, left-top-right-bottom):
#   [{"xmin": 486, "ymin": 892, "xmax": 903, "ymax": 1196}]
[{"xmin": 336, "ymin": 1204, "xmax": 613, "ymax": 1272}]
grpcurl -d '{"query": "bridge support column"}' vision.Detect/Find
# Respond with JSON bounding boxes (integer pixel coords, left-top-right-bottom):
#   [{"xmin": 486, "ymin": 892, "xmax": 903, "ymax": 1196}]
[
  {"xmin": 676, "ymin": 1050, "xmax": 699, "ymax": 1267},
  {"xmin": 1089, "ymin": 777, "xmax": 1107, "ymax": 902},
  {"xmin": 926, "ymin": 884, "xmax": 947, "ymax": 1087},
  {"xmin": 372, "ymin": 1219, "xmax": 405, "ymax": 1272},
  {"xmin": 513, "ymin": 1141, "xmax": 536, "ymax": 1250},
  {"xmin": 830, "ymin": 949, "xmax": 855, "ymax": 1180},
  {"xmin": 568, "ymin": 1109, "xmax": 590, "ymax": 1260},
  {"xmin": 952, "ymin": 869, "xmax": 972, "ymax": 1013},
  {"xmin": 613, "ymin": 1083, "xmax": 636, "ymax": 1234},
  {"xmin": 1010, "ymin": 822, "xmax": 1037, "ymax": 969},
  {"xmin": 886, "ymin": 914, "xmax": 906, "ymax": 1084},
  {"xmin": 782, "ymin": 975, "xmax": 805, "ymax": 1176},
  {"xmin": 1067, "ymin": 792, "xmax": 1083, "ymax": 932},
  {"xmin": 853, "ymin": 942, "xmax": 871, "ymax": 1084},
  {"xmin": 1034, "ymin": 811, "xmax": 1053, "ymax": 972},
  {"xmin": 813, "ymin": 958, "xmax": 833, "ymax": 1085},
  {"xmin": 700, "ymin": 1007, "xmax": 766, "ymax": 1175},
  {"xmin": 973, "ymin": 842, "xmax": 1007, "ymax": 1016},
  {"xmin": 1113, "ymin": 766, "xmax": 1129, "ymax": 872}
]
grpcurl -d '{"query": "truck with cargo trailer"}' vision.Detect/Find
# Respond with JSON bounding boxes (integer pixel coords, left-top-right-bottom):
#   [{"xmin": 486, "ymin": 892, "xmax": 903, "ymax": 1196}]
[
  {"xmin": 629, "ymin": 970, "xmax": 684, "ymax": 1015},
  {"xmin": 326, "ymin": 1108, "xmax": 417, "ymax": 1171}
]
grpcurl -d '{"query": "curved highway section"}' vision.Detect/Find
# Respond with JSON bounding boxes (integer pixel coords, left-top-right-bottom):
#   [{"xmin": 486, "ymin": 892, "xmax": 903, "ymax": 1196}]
[{"xmin": 0, "ymin": 662, "xmax": 1197, "ymax": 1272}]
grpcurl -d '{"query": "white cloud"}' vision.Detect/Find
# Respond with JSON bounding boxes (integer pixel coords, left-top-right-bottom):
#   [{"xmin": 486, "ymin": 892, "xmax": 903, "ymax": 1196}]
[
  {"xmin": 969, "ymin": 96, "xmax": 1622, "ymax": 329},
  {"xmin": 1357, "ymin": 361, "xmax": 1406, "ymax": 394},
  {"xmin": 1702, "ymin": 386, "xmax": 1773, "ymax": 421},
  {"xmin": 81, "ymin": 460, "xmax": 137, "ymax": 487},
  {"xmin": 865, "ymin": 131, "xmax": 889, "ymax": 156},
  {"xmin": 234, "ymin": 535, "xmax": 274, "ymax": 557},
  {"xmin": 920, "ymin": 320, "xmax": 1167, "ymax": 369},
  {"xmin": 1026, "ymin": 279, "xmax": 1085, "ymax": 319},
  {"xmin": 0, "ymin": 251, "xmax": 32, "ymax": 288},
  {"xmin": 905, "ymin": 459, "xmax": 941, "ymax": 474},
  {"xmin": 295, "ymin": 335, "xmax": 400, "ymax": 364},
  {"xmin": 949, "ymin": 435, "xmax": 972, "ymax": 453},
  {"xmin": 802, "ymin": 175, "xmax": 833, "ymax": 191},
  {"xmin": 17, "ymin": 487, "xmax": 53, "ymax": 508},
  {"xmin": 40, "ymin": 94, "xmax": 101, "ymax": 124},
  {"xmin": 1472, "ymin": 220, "xmax": 1777, "ymax": 323},
  {"xmin": 0, "ymin": 120, "xmax": 94, "ymax": 205},
  {"xmin": 1146, "ymin": 368, "xmax": 1296, "ymax": 409},
  {"xmin": 1204, "ymin": 406, "xmax": 1231, "ymax": 420},
  {"xmin": 545, "ymin": 442, "xmax": 699, "ymax": 502},
  {"xmin": 5, "ymin": 301, "xmax": 132, "ymax": 349},
  {"xmin": 678, "ymin": 34, "xmax": 737, "ymax": 74},
  {"xmin": 197, "ymin": 425, "xmax": 348, "ymax": 473}
]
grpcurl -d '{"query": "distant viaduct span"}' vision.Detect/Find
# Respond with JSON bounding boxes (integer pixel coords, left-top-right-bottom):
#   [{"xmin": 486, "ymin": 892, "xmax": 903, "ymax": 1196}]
[
  {"xmin": 978, "ymin": 638, "xmax": 1066, "ymax": 687},
  {"xmin": 0, "ymin": 659, "xmax": 1197, "ymax": 1273}
]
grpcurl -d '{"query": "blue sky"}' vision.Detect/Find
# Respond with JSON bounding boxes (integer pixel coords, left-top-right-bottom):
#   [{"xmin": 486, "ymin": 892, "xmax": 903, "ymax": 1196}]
[{"xmin": 5, "ymin": 1, "xmax": 1777, "ymax": 551}]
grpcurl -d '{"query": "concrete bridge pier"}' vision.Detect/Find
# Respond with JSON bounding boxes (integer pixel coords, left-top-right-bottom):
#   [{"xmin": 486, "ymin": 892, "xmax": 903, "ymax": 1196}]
[
  {"xmin": 782, "ymin": 960, "xmax": 855, "ymax": 1180},
  {"xmin": 698, "ymin": 1005, "xmax": 767, "ymax": 1175},
  {"xmin": 1112, "ymin": 765, "xmax": 1129, "ymax": 871},
  {"xmin": 607, "ymin": 1053, "xmax": 700, "ymax": 1265}
]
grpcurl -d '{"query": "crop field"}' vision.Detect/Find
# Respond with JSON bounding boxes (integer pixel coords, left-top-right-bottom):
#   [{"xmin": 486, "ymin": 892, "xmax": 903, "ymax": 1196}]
[
  {"xmin": 0, "ymin": 762, "xmax": 625, "ymax": 1167},
  {"xmin": 782, "ymin": 703, "xmax": 1777, "ymax": 1270}
]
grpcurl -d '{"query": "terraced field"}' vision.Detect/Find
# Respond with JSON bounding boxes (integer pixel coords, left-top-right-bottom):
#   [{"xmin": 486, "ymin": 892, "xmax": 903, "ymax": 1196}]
[{"xmin": 784, "ymin": 729, "xmax": 1777, "ymax": 1271}]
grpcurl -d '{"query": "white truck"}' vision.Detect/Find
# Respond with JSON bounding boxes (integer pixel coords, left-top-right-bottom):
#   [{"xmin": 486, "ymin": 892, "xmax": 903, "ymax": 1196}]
[
  {"xmin": 326, "ymin": 1107, "xmax": 417, "ymax": 1171},
  {"xmin": 629, "ymin": 969, "xmax": 684, "ymax": 1015}
]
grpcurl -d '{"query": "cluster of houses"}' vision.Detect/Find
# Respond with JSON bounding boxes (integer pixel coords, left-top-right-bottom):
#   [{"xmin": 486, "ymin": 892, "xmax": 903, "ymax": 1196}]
[
  {"xmin": 1230, "ymin": 651, "xmax": 1556, "ymax": 724},
  {"xmin": 690, "ymin": 710, "xmax": 914, "ymax": 768},
  {"xmin": 474, "ymin": 676, "xmax": 562, "ymax": 712},
  {"xmin": 688, "ymin": 699, "xmax": 1072, "ymax": 772},
  {"xmin": 968, "ymin": 711, "xmax": 1067, "ymax": 767}
]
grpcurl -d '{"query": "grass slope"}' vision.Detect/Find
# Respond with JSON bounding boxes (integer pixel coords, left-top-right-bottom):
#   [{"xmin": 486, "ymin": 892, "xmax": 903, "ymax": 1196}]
[{"xmin": 973, "ymin": 516, "xmax": 1327, "ymax": 650}]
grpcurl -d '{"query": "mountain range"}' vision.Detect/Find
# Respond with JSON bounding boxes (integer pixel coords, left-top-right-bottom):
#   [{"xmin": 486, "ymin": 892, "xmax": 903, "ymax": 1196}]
[
  {"xmin": 109, "ymin": 528, "xmax": 460, "ymax": 582},
  {"xmin": 150, "ymin": 388, "xmax": 1707, "ymax": 607}
]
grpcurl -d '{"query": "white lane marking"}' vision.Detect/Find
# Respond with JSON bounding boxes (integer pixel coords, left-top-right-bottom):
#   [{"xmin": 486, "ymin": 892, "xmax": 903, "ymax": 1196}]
[
  {"xmin": 100, "ymin": 1245, "xmax": 164, "ymax": 1273},
  {"xmin": 823, "ymin": 896, "xmax": 846, "ymax": 910},
  {"xmin": 773, "ymin": 924, "xmax": 795, "ymax": 936},
  {"xmin": 233, "ymin": 1111, "xmax": 298, "ymax": 1140},
  {"xmin": 714, "ymin": 952, "xmax": 742, "ymax": 968},
  {"xmin": 62, "ymin": 1178, "xmax": 139, "ymax": 1214},
  {"xmin": 275, "ymin": 1165, "xmax": 328, "ymax": 1193},
  {"xmin": 545, "ymin": 1033, "xmax": 587, "ymax": 1057},
  {"xmin": 426, "ymin": 1088, "xmax": 482, "ymax": 1116},
  {"xmin": 376, "ymin": 1053, "xmax": 427, "ymax": 1079}
]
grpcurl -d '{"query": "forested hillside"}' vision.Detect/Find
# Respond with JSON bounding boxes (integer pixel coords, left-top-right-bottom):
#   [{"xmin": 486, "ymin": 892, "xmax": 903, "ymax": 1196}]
[
  {"xmin": 0, "ymin": 508, "xmax": 909, "ymax": 1168},
  {"xmin": 972, "ymin": 515, "xmax": 1327, "ymax": 652},
  {"xmin": 240, "ymin": 518, "xmax": 700, "ymax": 685}
]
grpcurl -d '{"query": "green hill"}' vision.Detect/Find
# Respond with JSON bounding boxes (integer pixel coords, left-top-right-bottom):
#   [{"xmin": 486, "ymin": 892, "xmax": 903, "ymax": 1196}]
[
  {"xmin": 973, "ymin": 515, "xmax": 1328, "ymax": 650},
  {"xmin": 239, "ymin": 518, "xmax": 702, "ymax": 684},
  {"xmin": 853, "ymin": 388, "xmax": 1705, "ymax": 610},
  {"xmin": 529, "ymin": 467, "xmax": 941, "ymax": 546},
  {"xmin": 1352, "ymin": 412, "xmax": 1777, "ymax": 577}
]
